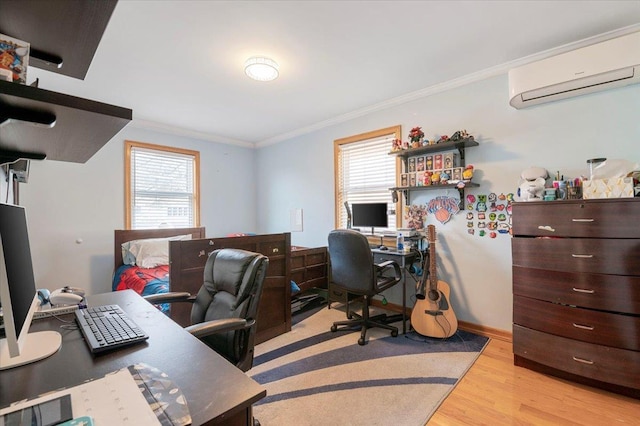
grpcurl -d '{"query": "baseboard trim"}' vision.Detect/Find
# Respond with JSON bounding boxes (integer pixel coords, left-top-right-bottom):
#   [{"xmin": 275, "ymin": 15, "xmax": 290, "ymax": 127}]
[{"xmin": 371, "ymin": 298, "xmax": 512, "ymax": 342}]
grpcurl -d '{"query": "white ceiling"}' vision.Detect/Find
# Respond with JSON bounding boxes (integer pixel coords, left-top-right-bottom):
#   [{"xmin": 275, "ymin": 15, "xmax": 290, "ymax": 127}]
[{"xmin": 28, "ymin": 1, "xmax": 640, "ymax": 147}]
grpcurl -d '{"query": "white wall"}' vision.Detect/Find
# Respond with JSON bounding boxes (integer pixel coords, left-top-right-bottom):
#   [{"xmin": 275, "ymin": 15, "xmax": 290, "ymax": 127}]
[
  {"xmin": 20, "ymin": 126, "xmax": 257, "ymax": 296},
  {"xmin": 255, "ymin": 74, "xmax": 640, "ymax": 332}
]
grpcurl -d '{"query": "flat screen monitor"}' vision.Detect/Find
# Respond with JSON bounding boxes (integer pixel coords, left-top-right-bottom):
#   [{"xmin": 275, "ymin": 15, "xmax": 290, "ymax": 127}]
[
  {"xmin": 0, "ymin": 203, "xmax": 61, "ymax": 370},
  {"xmin": 351, "ymin": 203, "xmax": 388, "ymax": 234}
]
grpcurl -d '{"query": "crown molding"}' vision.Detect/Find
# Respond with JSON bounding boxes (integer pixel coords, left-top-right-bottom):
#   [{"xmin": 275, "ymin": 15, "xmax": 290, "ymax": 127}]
[
  {"xmin": 129, "ymin": 119, "xmax": 255, "ymax": 148},
  {"xmin": 127, "ymin": 24, "xmax": 639, "ymax": 150},
  {"xmin": 256, "ymin": 24, "xmax": 640, "ymax": 148}
]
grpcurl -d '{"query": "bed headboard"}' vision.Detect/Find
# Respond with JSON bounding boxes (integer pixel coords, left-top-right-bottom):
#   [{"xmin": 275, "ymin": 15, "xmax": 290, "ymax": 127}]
[{"xmin": 113, "ymin": 227, "xmax": 206, "ymax": 270}]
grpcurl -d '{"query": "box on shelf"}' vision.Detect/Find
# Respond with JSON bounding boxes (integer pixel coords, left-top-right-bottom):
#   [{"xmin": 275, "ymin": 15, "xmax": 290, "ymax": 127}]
[
  {"xmin": 0, "ymin": 33, "xmax": 29, "ymax": 84},
  {"xmin": 443, "ymin": 152, "xmax": 457, "ymax": 169},
  {"xmin": 582, "ymin": 177, "xmax": 635, "ymax": 199}
]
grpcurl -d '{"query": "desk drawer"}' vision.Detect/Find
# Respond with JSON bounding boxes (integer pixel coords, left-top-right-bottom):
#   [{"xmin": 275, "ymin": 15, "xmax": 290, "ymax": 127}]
[
  {"xmin": 512, "ymin": 199, "xmax": 640, "ymax": 238},
  {"xmin": 513, "ymin": 325, "xmax": 640, "ymax": 390},
  {"xmin": 512, "ymin": 237, "xmax": 640, "ymax": 275},
  {"xmin": 513, "ymin": 266, "xmax": 640, "ymax": 314},
  {"xmin": 514, "ymin": 296, "xmax": 640, "ymax": 351}
]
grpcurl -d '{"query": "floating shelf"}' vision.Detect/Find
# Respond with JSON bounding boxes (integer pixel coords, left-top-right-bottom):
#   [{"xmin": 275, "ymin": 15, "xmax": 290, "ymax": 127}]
[
  {"xmin": 0, "ymin": 80, "xmax": 132, "ymax": 164},
  {"xmin": 389, "ymin": 137, "xmax": 480, "ymax": 209}
]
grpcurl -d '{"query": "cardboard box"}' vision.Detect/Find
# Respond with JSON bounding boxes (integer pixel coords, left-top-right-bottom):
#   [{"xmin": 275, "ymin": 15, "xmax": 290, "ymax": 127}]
[
  {"xmin": 0, "ymin": 34, "xmax": 29, "ymax": 84},
  {"xmin": 582, "ymin": 177, "xmax": 634, "ymax": 199}
]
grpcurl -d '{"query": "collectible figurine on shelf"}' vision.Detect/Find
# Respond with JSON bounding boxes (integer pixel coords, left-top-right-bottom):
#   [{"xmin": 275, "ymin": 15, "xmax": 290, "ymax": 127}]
[
  {"xmin": 436, "ymin": 135, "xmax": 449, "ymax": 144},
  {"xmin": 450, "ymin": 130, "xmax": 472, "ymax": 142},
  {"xmin": 423, "ymin": 171, "xmax": 433, "ymax": 186},
  {"xmin": 462, "ymin": 164, "xmax": 474, "ymax": 181},
  {"xmin": 440, "ymin": 170, "xmax": 450, "ymax": 184},
  {"xmin": 391, "ymin": 138, "xmax": 402, "ymax": 152},
  {"xmin": 408, "ymin": 126, "xmax": 425, "ymax": 147}
]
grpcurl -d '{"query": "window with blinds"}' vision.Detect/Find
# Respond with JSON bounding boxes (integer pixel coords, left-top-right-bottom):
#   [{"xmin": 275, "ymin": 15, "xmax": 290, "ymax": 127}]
[
  {"xmin": 334, "ymin": 126, "xmax": 401, "ymax": 232},
  {"xmin": 125, "ymin": 141, "xmax": 200, "ymax": 229}
]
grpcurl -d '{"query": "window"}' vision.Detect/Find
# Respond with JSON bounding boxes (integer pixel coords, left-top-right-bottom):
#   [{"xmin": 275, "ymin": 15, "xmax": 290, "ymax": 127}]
[
  {"xmin": 334, "ymin": 126, "xmax": 401, "ymax": 232},
  {"xmin": 125, "ymin": 141, "xmax": 200, "ymax": 229}
]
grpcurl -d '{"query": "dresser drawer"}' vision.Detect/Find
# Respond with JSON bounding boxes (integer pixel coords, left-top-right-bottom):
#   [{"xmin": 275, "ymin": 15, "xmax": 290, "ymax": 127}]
[
  {"xmin": 514, "ymin": 296, "xmax": 640, "ymax": 351},
  {"xmin": 512, "ymin": 199, "xmax": 640, "ymax": 238},
  {"xmin": 513, "ymin": 266, "xmax": 640, "ymax": 314},
  {"xmin": 513, "ymin": 325, "xmax": 640, "ymax": 390},
  {"xmin": 512, "ymin": 237, "xmax": 640, "ymax": 275}
]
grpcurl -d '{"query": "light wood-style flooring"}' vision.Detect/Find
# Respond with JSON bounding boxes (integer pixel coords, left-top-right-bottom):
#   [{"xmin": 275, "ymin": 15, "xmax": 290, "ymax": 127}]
[{"xmin": 428, "ymin": 338, "xmax": 640, "ymax": 425}]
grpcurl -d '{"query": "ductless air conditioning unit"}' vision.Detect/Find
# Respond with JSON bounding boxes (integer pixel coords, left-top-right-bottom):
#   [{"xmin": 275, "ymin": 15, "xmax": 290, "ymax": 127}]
[{"xmin": 509, "ymin": 31, "xmax": 640, "ymax": 109}]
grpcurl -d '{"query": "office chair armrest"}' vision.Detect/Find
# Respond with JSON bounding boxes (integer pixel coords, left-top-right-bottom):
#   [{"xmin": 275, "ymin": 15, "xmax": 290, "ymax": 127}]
[
  {"xmin": 375, "ymin": 260, "xmax": 402, "ymax": 279},
  {"xmin": 143, "ymin": 291, "xmax": 193, "ymax": 305},
  {"xmin": 186, "ymin": 318, "xmax": 255, "ymax": 339}
]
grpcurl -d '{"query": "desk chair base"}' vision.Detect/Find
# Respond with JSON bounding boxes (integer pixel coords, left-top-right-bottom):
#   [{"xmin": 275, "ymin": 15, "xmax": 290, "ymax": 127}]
[{"xmin": 330, "ymin": 296, "xmax": 399, "ymax": 346}]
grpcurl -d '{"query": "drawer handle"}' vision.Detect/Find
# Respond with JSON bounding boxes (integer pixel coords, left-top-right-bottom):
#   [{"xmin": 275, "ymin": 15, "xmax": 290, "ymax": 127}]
[
  {"xmin": 273, "ymin": 247, "xmax": 279, "ymax": 253},
  {"xmin": 571, "ymin": 254, "xmax": 593, "ymax": 258},
  {"xmin": 572, "ymin": 323, "xmax": 594, "ymax": 331},
  {"xmin": 572, "ymin": 356, "xmax": 594, "ymax": 365},
  {"xmin": 537, "ymin": 225, "xmax": 555, "ymax": 232},
  {"xmin": 571, "ymin": 218, "xmax": 594, "ymax": 222},
  {"xmin": 572, "ymin": 287, "xmax": 595, "ymax": 294}
]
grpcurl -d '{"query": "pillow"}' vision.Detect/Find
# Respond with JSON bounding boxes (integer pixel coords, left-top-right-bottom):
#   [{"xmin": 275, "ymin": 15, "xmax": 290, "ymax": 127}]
[{"xmin": 122, "ymin": 234, "xmax": 192, "ymax": 268}]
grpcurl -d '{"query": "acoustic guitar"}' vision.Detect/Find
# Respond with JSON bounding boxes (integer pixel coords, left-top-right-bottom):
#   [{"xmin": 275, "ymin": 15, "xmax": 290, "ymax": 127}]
[{"xmin": 411, "ymin": 225, "xmax": 458, "ymax": 338}]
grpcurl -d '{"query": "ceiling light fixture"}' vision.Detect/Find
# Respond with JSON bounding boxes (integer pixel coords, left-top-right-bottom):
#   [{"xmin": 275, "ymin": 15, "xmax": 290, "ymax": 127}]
[{"xmin": 244, "ymin": 56, "xmax": 279, "ymax": 82}]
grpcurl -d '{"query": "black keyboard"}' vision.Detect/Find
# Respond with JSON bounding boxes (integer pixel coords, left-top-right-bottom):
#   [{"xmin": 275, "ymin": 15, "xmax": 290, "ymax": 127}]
[{"xmin": 75, "ymin": 304, "xmax": 149, "ymax": 353}]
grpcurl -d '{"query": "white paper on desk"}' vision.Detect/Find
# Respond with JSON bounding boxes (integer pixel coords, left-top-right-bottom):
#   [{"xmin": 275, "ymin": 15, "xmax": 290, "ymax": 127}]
[{"xmin": 0, "ymin": 369, "xmax": 161, "ymax": 425}]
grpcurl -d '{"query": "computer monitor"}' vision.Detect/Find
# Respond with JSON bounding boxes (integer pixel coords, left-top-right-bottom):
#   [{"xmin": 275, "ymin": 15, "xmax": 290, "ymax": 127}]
[
  {"xmin": 0, "ymin": 203, "xmax": 61, "ymax": 370},
  {"xmin": 351, "ymin": 202, "xmax": 389, "ymax": 235}
]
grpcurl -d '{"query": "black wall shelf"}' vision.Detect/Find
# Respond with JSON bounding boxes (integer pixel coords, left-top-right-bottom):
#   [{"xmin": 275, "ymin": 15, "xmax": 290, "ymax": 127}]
[
  {"xmin": 0, "ymin": 80, "xmax": 132, "ymax": 164},
  {"xmin": 0, "ymin": 0, "xmax": 118, "ymax": 80},
  {"xmin": 389, "ymin": 137, "xmax": 479, "ymax": 208}
]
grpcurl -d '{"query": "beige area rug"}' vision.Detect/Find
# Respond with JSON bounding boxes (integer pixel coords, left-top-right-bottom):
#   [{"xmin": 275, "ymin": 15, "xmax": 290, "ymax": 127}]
[{"xmin": 249, "ymin": 305, "xmax": 489, "ymax": 426}]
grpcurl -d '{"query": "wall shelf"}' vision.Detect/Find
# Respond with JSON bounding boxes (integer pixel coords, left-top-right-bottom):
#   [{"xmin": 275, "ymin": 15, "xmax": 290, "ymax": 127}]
[
  {"xmin": 0, "ymin": 0, "xmax": 118, "ymax": 80},
  {"xmin": 389, "ymin": 137, "xmax": 479, "ymax": 159},
  {"xmin": 0, "ymin": 80, "xmax": 132, "ymax": 164},
  {"xmin": 389, "ymin": 137, "xmax": 479, "ymax": 208}
]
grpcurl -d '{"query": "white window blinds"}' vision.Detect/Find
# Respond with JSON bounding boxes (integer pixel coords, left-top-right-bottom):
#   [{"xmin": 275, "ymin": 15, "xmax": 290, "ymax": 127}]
[
  {"xmin": 128, "ymin": 143, "xmax": 199, "ymax": 229},
  {"xmin": 337, "ymin": 134, "xmax": 397, "ymax": 232}
]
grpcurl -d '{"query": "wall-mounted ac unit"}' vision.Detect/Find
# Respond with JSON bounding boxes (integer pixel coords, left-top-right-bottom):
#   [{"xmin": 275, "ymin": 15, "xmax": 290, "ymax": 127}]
[{"xmin": 509, "ymin": 31, "xmax": 640, "ymax": 109}]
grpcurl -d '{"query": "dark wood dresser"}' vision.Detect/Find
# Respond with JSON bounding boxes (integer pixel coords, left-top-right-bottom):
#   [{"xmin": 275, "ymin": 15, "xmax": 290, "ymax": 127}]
[
  {"xmin": 291, "ymin": 246, "xmax": 328, "ymax": 293},
  {"xmin": 511, "ymin": 198, "xmax": 640, "ymax": 398}
]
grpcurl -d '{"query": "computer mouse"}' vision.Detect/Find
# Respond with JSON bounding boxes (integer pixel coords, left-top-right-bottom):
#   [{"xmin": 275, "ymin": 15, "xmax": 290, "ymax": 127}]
[
  {"xmin": 50, "ymin": 288, "xmax": 83, "ymax": 306},
  {"xmin": 379, "ymin": 245, "xmax": 388, "ymax": 250}
]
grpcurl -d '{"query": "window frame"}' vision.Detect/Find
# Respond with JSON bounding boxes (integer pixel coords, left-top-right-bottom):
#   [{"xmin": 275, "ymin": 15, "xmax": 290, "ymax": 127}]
[
  {"xmin": 124, "ymin": 140, "xmax": 201, "ymax": 230},
  {"xmin": 333, "ymin": 125, "xmax": 402, "ymax": 230}
]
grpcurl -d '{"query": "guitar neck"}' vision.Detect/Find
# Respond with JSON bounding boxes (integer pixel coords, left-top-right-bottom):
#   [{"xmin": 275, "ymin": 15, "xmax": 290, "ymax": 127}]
[{"xmin": 428, "ymin": 225, "xmax": 437, "ymax": 291}]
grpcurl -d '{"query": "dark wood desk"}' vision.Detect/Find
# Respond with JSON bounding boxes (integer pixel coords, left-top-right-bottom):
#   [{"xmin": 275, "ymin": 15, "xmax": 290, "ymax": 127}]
[
  {"xmin": 370, "ymin": 248, "xmax": 418, "ymax": 334},
  {"xmin": 0, "ymin": 290, "xmax": 266, "ymax": 425}
]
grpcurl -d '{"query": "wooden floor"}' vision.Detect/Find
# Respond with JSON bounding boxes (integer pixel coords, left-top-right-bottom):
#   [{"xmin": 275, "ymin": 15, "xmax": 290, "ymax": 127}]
[{"xmin": 428, "ymin": 338, "xmax": 640, "ymax": 425}]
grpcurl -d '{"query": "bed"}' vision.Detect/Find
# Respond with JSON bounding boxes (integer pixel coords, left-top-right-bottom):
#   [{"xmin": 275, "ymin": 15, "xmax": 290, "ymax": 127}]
[
  {"xmin": 113, "ymin": 227, "xmax": 206, "ymax": 314},
  {"xmin": 113, "ymin": 228, "xmax": 292, "ymax": 344}
]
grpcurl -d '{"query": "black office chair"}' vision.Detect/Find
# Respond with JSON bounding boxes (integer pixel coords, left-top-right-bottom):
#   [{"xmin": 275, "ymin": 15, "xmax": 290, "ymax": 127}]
[
  {"xmin": 145, "ymin": 248, "xmax": 268, "ymax": 372},
  {"xmin": 328, "ymin": 229, "xmax": 402, "ymax": 345}
]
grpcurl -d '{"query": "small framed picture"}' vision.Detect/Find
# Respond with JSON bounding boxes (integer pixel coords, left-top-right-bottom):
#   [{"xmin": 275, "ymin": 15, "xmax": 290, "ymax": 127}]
[
  {"xmin": 401, "ymin": 174, "xmax": 409, "ymax": 187},
  {"xmin": 416, "ymin": 156, "xmax": 425, "ymax": 171},
  {"xmin": 409, "ymin": 173, "xmax": 416, "ymax": 187}
]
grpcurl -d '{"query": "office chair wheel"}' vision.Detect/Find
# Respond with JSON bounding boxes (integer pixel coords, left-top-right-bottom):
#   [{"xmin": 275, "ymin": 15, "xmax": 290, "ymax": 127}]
[
  {"xmin": 391, "ymin": 330, "xmax": 398, "ymax": 337},
  {"xmin": 358, "ymin": 337, "xmax": 366, "ymax": 346},
  {"xmin": 331, "ymin": 324, "xmax": 338, "ymax": 332}
]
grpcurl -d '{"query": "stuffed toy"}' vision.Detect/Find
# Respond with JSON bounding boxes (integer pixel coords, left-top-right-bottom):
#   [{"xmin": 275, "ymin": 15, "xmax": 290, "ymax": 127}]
[{"xmin": 518, "ymin": 166, "xmax": 548, "ymax": 201}]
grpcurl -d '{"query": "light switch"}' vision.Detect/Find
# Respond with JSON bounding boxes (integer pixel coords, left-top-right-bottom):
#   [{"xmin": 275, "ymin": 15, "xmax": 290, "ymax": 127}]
[{"xmin": 290, "ymin": 208, "xmax": 303, "ymax": 232}]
